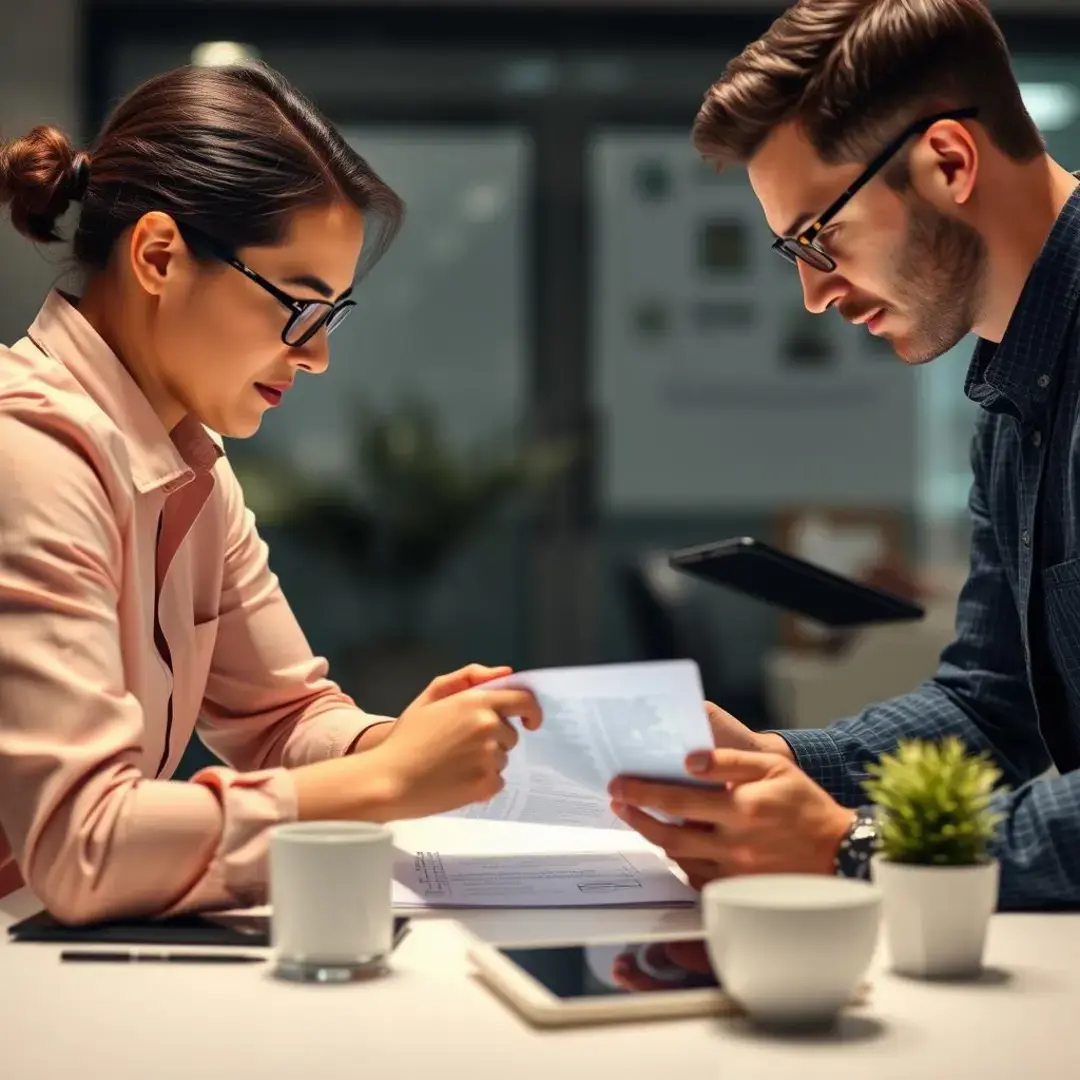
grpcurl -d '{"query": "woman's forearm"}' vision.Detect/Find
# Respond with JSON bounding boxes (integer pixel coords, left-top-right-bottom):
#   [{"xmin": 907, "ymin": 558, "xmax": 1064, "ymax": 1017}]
[{"xmin": 291, "ymin": 750, "xmax": 403, "ymax": 823}]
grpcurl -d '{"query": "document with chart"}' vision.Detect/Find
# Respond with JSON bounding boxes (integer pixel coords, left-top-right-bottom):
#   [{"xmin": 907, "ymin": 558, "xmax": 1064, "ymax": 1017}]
[{"xmin": 443, "ymin": 660, "xmax": 715, "ymax": 829}]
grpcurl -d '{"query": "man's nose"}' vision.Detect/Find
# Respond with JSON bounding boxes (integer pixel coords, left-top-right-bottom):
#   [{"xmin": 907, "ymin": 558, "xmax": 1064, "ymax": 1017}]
[{"xmin": 797, "ymin": 260, "xmax": 847, "ymax": 316}]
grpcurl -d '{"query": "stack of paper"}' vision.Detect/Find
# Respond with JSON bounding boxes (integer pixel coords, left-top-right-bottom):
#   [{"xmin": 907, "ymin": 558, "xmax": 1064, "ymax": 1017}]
[
  {"xmin": 388, "ymin": 660, "xmax": 714, "ymax": 910},
  {"xmin": 392, "ymin": 850, "xmax": 697, "ymax": 909}
]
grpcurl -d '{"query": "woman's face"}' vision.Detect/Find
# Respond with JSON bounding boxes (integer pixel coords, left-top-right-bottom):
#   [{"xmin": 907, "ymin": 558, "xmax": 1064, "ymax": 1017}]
[{"xmin": 134, "ymin": 201, "xmax": 365, "ymax": 438}]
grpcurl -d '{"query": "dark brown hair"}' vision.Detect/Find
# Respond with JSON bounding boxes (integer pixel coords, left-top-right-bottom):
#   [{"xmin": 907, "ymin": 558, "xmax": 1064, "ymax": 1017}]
[
  {"xmin": 693, "ymin": 0, "xmax": 1044, "ymax": 173},
  {"xmin": 0, "ymin": 62, "xmax": 404, "ymax": 276}
]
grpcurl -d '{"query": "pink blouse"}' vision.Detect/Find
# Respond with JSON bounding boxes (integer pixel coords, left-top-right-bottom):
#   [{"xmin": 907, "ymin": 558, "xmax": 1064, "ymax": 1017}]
[{"xmin": 0, "ymin": 292, "xmax": 390, "ymax": 923}]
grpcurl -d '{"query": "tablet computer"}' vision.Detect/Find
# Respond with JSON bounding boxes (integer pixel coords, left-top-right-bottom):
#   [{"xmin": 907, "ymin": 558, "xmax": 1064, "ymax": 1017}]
[
  {"xmin": 668, "ymin": 537, "xmax": 924, "ymax": 627},
  {"xmin": 468, "ymin": 930, "xmax": 871, "ymax": 1028},
  {"xmin": 467, "ymin": 933, "xmax": 731, "ymax": 1027}
]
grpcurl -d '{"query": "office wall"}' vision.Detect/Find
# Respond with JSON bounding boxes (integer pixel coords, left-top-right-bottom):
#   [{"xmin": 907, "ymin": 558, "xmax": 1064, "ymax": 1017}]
[
  {"xmin": 0, "ymin": 0, "xmax": 80, "ymax": 346},
  {"xmin": 10, "ymin": 1, "xmax": 1080, "ymax": 733}
]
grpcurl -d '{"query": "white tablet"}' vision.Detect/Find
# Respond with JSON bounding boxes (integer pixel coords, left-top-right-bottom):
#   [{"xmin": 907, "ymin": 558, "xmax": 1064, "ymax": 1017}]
[{"xmin": 466, "ymin": 932, "xmax": 738, "ymax": 1028}]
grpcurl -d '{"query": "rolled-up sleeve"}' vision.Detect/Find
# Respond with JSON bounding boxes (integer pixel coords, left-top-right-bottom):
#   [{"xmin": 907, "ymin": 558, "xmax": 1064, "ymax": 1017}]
[
  {"xmin": 194, "ymin": 458, "xmax": 395, "ymax": 771},
  {"xmin": 0, "ymin": 414, "xmax": 294, "ymax": 924}
]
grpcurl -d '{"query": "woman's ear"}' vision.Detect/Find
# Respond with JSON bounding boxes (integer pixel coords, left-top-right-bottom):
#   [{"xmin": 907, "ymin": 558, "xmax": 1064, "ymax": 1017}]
[{"xmin": 127, "ymin": 211, "xmax": 187, "ymax": 298}]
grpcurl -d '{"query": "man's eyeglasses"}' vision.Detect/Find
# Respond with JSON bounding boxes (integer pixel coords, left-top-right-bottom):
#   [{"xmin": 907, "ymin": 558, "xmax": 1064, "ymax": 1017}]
[
  {"xmin": 178, "ymin": 225, "xmax": 357, "ymax": 348},
  {"xmin": 772, "ymin": 107, "xmax": 980, "ymax": 273}
]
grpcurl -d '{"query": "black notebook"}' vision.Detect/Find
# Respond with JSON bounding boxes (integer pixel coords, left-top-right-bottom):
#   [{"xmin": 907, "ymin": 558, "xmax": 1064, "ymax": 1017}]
[{"xmin": 8, "ymin": 908, "xmax": 269, "ymax": 947}]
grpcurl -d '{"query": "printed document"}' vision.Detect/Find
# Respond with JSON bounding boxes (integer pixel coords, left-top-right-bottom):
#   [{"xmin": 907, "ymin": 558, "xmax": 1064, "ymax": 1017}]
[
  {"xmin": 444, "ymin": 660, "xmax": 714, "ymax": 829},
  {"xmin": 392, "ymin": 850, "xmax": 697, "ymax": 908}
]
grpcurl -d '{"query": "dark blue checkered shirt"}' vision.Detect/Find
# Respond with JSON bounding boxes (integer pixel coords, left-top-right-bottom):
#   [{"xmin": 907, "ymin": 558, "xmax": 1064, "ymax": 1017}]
[{"xmin": 783, "ymin": 182, "xmax": 1080, "ymax": 910}]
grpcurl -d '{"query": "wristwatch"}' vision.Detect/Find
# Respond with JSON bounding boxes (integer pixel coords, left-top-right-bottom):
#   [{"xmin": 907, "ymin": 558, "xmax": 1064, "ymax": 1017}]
[{"xmin": 834, "ymin": 806, "xmax": 878, "ymax": 881}]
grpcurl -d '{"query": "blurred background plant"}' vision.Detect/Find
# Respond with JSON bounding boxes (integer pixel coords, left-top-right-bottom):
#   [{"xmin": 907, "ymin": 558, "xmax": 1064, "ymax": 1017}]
[{"xmin": 234, "ymin": 396, "xmax": 577, "ymax": 649}]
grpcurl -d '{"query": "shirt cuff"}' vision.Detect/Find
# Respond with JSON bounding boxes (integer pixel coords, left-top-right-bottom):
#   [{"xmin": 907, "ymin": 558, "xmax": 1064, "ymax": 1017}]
[
  {"xmin": 282, "ymin": 708, "xmax": 396, "ymax": 768},
  {"xmin": 769, "ymin": 728, "xmax": 861, "ymax": 805},
  {"xmin": 166, "ymin": 766, "xmax": 298, "ymax": 914}
]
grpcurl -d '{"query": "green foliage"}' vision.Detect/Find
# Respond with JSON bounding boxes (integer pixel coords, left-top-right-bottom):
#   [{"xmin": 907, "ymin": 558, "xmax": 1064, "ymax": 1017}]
[
  {"xmin": 861, "ymin": 737, "xmax": 1006, "ymax": 867},
  {"xmin": 351, "ymin": 398, "xmax": 575, "ymax": 586},
  {"xmin": 233, "ymin": 397, "xmax": 575, "ymax": 591}
]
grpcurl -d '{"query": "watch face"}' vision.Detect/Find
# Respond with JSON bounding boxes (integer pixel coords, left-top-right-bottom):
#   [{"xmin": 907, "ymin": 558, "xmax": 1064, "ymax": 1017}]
[
  {"xmin": 837, "ymin": 813, "xmax": 877, "ymax": 880},
  {"xmin": 852, "ymin": 819, "xmax": 878, "ymax": 843}
]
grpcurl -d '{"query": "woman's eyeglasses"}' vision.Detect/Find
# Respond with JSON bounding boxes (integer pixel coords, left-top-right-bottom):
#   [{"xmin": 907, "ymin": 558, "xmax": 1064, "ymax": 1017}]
[
  {"xmin": 178, "ymin": 225, "xmax": 356, "ymax": 348},
  {"xmin": 773, "ymin": 107, "xmax": 980, "ymax": 273}
]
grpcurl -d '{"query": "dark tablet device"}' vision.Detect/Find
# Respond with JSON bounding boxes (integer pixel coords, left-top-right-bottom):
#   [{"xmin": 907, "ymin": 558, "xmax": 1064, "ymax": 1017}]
[
  {"xmin": 668, "ymin": 536, "xmax": 924, "ymax": 628},
  {"xmin": 8, "ymin": 908, "xmax": 409, "ymax": 949}
]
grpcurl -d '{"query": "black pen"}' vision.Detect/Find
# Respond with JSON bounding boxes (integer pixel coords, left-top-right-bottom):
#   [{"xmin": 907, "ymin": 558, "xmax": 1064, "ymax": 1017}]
[{"xmin": 60, "ymin": 950, "xmax": 265, "ymax": 964}]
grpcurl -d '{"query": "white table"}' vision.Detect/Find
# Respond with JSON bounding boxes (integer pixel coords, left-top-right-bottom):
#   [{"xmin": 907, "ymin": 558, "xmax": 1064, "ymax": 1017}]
[{"xmin": 2, "ymin": 818, "xmax": 1078, "ymax": 1080}]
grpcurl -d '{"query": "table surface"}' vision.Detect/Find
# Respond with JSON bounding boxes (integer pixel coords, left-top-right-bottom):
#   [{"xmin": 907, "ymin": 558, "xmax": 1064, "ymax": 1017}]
[{"xmin": 2, "ymin": 818, "xmax": 1077, "ymax": 1080}]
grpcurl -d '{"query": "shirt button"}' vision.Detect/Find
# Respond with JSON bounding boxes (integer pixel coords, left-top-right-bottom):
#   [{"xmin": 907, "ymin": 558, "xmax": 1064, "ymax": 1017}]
[
  {"xmin": 1033, "ymin": 431, "xmax": 1043, "ymax": 448},
  {"xmin": 1037, "ymin": 374, "xmax": 1051, "ymax": 389},
  {"xmin": 1022, "ymin": 530, "xmax": 1032, "ymax": 547}
]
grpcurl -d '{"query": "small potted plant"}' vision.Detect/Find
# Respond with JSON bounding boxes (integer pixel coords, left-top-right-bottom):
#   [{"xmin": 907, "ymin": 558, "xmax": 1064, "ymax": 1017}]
[{"xmin": 862, "ymin": 736, "xmax": 1005, "ymax": 979}]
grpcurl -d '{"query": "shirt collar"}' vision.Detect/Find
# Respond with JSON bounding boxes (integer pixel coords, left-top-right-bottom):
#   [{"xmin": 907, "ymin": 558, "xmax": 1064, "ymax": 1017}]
[
  {"xmin": 26, "ymin": 291, "xmax": 222, "ymax": 494},
  {"xmin": 966, "ymin": 179, "xmax": 1080, "ymax": 419}
]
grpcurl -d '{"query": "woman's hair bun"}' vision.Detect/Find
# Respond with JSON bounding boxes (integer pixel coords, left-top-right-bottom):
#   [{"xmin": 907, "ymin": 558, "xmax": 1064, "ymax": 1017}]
[{"xmin": 0, "ymin": 125, "xmax": 87, "ymax": 243}]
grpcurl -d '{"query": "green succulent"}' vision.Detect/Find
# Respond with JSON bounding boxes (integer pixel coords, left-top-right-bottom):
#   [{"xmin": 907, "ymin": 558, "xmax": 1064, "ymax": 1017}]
[{"xmin": 861, "ymin": 737, "xmax": 1006, "ymax": 867}]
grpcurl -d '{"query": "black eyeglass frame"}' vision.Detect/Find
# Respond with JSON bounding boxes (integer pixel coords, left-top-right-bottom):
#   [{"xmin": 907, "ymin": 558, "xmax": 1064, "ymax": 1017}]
[
  {"xmin": 177, "ymin": 224, "xmax": 357, "ymax": 347},
  {"xmin": 772, "ymin": 107, "xmax": 981, "ymax": 273}
]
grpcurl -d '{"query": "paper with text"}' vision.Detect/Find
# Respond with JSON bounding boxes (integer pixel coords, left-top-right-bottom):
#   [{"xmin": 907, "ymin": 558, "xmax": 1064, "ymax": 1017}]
[
  {"xmin": 392, "ymin": 850, "xmax": 697, "ymax": 908},
  {"xmin": 444, "ymin": 660, "xmax": 714, "ymax": 829}
]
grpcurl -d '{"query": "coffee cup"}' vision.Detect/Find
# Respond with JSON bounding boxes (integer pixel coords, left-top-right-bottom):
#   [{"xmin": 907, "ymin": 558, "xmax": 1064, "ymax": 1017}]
[
  {"xmin": 702, "ymin": 874, "xmax": 881, "ymax": 1027},
  {"xmin": 270, "ymin": 821, "xmax": 394, "ymax": 983}
]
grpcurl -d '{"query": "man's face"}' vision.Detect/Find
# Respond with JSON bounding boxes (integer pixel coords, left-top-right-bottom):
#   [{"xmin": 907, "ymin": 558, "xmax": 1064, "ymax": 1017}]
[{"xmin": 747, "ymin": 122, "xmax": 987, "ymax": 365}]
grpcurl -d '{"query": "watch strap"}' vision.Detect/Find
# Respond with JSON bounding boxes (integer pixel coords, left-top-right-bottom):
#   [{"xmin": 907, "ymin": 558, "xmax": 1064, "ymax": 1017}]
[{"xmin": 835, "ymin": 806, "xmax": 877, "ymax": 880}]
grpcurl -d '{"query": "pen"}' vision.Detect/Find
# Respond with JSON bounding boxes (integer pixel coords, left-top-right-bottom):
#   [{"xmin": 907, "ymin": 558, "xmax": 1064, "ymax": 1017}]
[{"xmin": 60, "ymin": 950, "xmax": 265, "ymax": 964}]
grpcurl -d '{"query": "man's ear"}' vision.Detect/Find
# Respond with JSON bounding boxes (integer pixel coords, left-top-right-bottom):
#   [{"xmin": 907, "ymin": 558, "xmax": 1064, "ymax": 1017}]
[
  {"xmin": 908, "ymin": 118, "xmax": 980, "ymax": 212},
  {"xmin": 127, "ymin": 211, "xmax": 187, "ymax": 298}
]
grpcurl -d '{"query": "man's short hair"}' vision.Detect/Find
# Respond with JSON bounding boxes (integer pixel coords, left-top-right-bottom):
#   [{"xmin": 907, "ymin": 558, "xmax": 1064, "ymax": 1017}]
[{"xmin": 693, "ymin": 0, "xmax": 1044, "ymax": 173}]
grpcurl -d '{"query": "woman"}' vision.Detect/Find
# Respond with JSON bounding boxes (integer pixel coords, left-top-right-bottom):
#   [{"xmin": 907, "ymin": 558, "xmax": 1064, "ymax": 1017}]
[{"xmin": 0, "ymin": 62, "xmax": 540, "ymax": 925}]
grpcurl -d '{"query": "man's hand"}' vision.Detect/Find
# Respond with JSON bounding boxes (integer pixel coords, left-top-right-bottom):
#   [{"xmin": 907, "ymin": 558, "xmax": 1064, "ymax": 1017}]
[
  {"xmin": 608, "ymin": 748, "xmax": 855, "ymax": 887},
  {"xmin": 706, "ymin": 701, "xmax": 794, "ymax": 761},
  {"xmin": 611, "ymin": 939, "xmax": 715, "ymax": 992}
]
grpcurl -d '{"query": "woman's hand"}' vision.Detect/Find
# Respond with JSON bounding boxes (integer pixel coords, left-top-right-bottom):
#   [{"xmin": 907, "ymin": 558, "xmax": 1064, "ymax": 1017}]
[
  {"xmin": 372, "ymin": 669, "xmax": 542, "ymax": 819},
  {"xmin": 293, "ymin": 665, "xmax": 541, "ymax": 822},
  {"xmin": 350, "ymin": 664, "xmax": 513, "ymax": 753}
]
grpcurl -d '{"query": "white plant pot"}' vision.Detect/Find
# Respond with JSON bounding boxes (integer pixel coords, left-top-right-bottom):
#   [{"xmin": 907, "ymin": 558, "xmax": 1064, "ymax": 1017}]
[{"xmin": 871, "ymin": 855, "xmax": 999, "ymax": 979}]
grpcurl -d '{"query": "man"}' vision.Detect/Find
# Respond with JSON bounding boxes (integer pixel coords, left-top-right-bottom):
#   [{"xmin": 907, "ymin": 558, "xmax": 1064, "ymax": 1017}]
[{"xmin": 610, "ymin": 0, "xmax": 1080, "ymax": 909}]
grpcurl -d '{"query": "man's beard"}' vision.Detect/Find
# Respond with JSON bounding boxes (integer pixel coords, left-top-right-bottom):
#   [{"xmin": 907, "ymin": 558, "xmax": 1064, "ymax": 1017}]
[{"xmin": 889, "ymin": 199, "xmax": 988, "ymax": 365}]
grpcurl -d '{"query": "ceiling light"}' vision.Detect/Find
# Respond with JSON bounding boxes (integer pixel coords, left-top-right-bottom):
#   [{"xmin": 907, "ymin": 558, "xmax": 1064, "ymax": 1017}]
[
  {"xmin": 1020, "ymin": 82, "xmax": 1080, "ymax": 133},
  {"xmin": 191, "ymin": 42, "xmax": 261, "ymax": 68}
]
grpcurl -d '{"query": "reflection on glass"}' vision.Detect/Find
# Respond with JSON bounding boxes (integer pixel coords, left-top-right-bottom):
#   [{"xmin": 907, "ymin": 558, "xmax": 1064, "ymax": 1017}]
[{"xmin": 498, "ymin": 938, "xmax": 719, "ymax": 999}]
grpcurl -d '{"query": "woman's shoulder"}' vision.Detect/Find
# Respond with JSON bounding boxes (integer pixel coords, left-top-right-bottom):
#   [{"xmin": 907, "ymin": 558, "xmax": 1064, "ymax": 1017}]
[{"xmin": 0, "ymin": 338, "xmax": 136, "ymax": 508}]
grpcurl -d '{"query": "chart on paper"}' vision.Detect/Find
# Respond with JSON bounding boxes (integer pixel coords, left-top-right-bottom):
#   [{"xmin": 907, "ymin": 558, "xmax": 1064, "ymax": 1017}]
[
  {"xmin": 392, "ymin": 850, "xmax": 697, "ymax": 908},
  {"xmin": 443, "ymin": 660, "xmax": 715, "ymax": 829}
]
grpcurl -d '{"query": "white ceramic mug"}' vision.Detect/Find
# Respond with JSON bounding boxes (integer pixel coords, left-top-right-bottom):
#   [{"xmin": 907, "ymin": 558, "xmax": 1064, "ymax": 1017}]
[
  {"xmin": 270, "ymin": 821, "xmax": 394, "ymax": 983},
  {"xmin": 702, "ymin": 874, "xmax": 881, "ymax": 1027}
]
